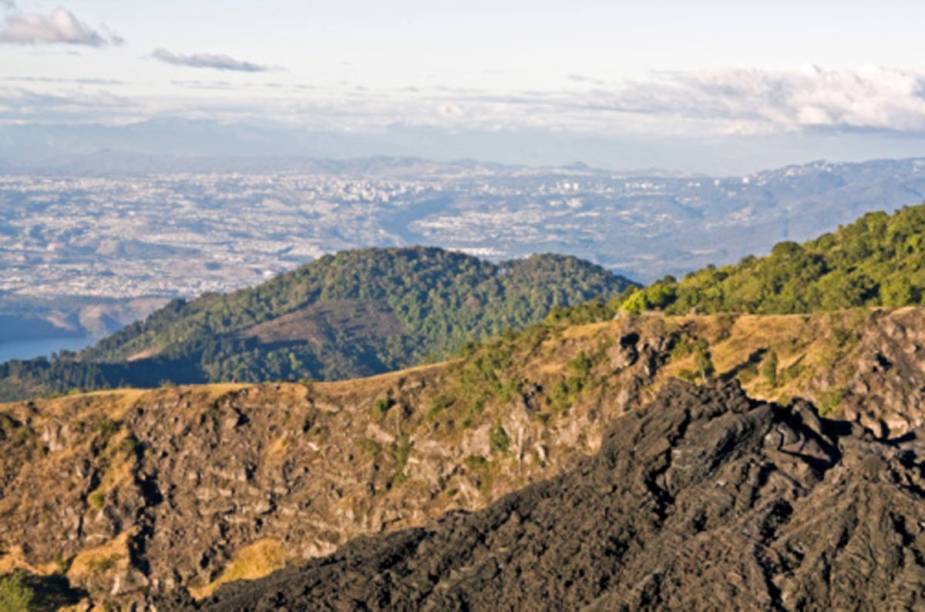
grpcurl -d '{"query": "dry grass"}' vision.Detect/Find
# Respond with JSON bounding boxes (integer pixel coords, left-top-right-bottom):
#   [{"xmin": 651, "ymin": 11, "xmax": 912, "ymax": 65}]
[
  {"xmin": 317, "ymin": 360, "xmax": 452, "ymax": 397},
  {"xmin": 0, "ymin": 388, "xmax": 151, "ymax": 424},
  {"xmin": 560, "ymin": 320, "xmax": 618, "ymax": 340},
  {"xmin": 708, "ymin": 315, "xmax": 811, "ymax": 373},
  {"xmin": 263, "ymin": 435, "xmax": 289, "ymax": 462},
  {"xmin": 0, "ymin": 546, "xmax": 60, "ymax": 576},
  {"xmin": 66, "ymin": 533, "xmax": 130, "ymax": 580},
  {"xmin": 189, "ymin": 538, "xmax": 286, "ymax": 600},
  {"xmin": 650, "ymin": 311, "xmax": 872, "ymax": 408}
]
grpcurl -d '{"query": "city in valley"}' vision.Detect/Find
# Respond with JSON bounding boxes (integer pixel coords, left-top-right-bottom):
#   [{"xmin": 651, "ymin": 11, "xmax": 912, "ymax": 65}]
[{"xmin": 3, "ymin": 157, "xmax": 925, "ymax": 338}]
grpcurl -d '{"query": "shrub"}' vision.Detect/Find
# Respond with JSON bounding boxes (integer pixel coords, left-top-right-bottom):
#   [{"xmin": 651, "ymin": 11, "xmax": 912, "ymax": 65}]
[
  {"xmin": 0, "ymin": 572, "xmax": 36, "ymax": 612},
  {"xmin": 463, "ymin": 455, "xmax": 495, "ymax": 496},
  {"xmin": 760, "ymin": 350, "xmax": 778, "ymax": 387},
  {"xmin": 390, "ymin": 436, "xmax": 412, "ymax": 485},
  {"xmin": 88, "ymin": 555, "xmax": 119, "ymax": 575},
  {"xmin": 568, "ymin": 351, "xmax": 593, "ymax": 378},
  {"xmin": 88, "ymin": 490, "xmax": 105, "ymax": 510},
  {"xmin": 693, "ymin": 340, "xmax": 715, "ymax": 383},
  {"xmin": 426, "ymin": 394, "xmax": 455, "ymax": 420},
  {"xmin": 359, "ymin": 437, "xmax": 382, "ymax": 458},
  {"xmin": 817, "ymin": 388, "xmax": 846, "ymax": 416},
  {"xmin": 95, "ymin": 418, "xmax": 119, "ymax": 440},
  {"xmin": 548, "ymin": 378, "xmax": 583, "ymax": 413},
  {"xmin": 373, "ymin": 397, "xmax": 394, "ymax": 419},
  {"xmin": 490, "ymin": 422, "xmax": 510, "ymax": 453}
]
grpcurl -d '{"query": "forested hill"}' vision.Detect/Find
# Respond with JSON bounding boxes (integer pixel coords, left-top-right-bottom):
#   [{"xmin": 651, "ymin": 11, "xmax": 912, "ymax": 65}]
[
  {"xmin": 604, "ymin": 202, "xmax": 925, "ymax": 316},
  {"xmin": 0, "ymin": 247, "xmax": 634, "ymax": 400}
]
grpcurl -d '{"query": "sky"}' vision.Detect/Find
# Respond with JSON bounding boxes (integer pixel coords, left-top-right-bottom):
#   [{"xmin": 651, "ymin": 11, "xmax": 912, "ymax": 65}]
[{"xmin": 5, "ymin": 1, "xmax": 925, "ymax": 173}]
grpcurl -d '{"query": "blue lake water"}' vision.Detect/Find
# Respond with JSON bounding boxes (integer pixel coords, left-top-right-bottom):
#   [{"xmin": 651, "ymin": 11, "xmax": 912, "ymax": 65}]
[{"xmin": 0, "ymin": 336, "xmax": 96, "ymax": 363}]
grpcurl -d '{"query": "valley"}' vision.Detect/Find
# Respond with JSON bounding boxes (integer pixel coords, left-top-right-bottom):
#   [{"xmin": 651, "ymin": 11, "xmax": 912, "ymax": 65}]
[
  {"xmin": 6, "ymin": 156, "xmax": 925, "ymax": 344},
  {"xmin": 4, "ymin": 171, "xmax": 925, "ymax": 610},
  {"xmin": 5, "ymin": 2, "xmax": 925, "ymax": 609}
]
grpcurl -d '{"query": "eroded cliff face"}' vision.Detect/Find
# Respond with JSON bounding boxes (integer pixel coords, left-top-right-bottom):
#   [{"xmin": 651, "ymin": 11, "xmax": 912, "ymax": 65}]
[
  {"xmin": 837, "ymin": 308, "xmax": 925, "ymax": 435},
  {"xmin": 174, "ymin": 381, "xmax": 925, "ymax": 611},
  {"xmin": 3, "ymin": 309, "xmax": 925, "ymax": 608}
]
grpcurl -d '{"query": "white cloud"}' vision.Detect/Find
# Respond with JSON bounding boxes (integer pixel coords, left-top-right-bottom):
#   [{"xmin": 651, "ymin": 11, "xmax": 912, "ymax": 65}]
[
  {"xmin": 406, "ymin": 67, "xmax": 925, "ymax": 137},
  {"xmin": 152, "ymin": 48, "xmax": 270, "ymax": 73},
  {"xmin": 8, "ymin": 63, "xmax": 925, "ymax": 141},
  {"xmin": 599, "ymin": 66, "xmax": 925, "ymax": 134},
  {"xmin": 0, "ymin": 6, "xmax": 122, "ymax": 46}
]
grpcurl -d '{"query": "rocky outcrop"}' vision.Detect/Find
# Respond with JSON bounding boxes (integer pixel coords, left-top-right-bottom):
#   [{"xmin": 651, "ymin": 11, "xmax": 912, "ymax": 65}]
[
  {"xmin": 6, "ymin": 310, "xmax": 925, "ymax": 608},
  {"xmin": 182, "ymin": 381, "xmax": 925, "ymax": 611},
  {"xmin": 839, "ymin": 308, "xmax": 925, "ymax": 436},
  {"xmin": 0, "ymin": 322, "xmax": 677, "ymax": 608}
]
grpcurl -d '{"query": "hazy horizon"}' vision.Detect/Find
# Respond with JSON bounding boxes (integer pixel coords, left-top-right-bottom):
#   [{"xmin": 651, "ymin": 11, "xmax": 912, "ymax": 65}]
[{"xmin": 5, "ymin": 1, "xmax": 925, "ymax": 173}]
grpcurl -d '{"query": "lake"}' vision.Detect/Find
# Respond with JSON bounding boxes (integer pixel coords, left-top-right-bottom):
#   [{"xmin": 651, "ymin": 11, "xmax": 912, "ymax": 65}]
[{"xmin": 0, "ymin": 336, "xmax": 97, "ymax": 363}]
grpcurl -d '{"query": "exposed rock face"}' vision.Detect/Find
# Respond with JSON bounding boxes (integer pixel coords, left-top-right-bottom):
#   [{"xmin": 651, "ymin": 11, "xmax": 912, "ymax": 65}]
[
  {"xmin": 839, "ymin": 308, "xmax": 925, "ymax": 436},
  {"xmin": 7, "ymin": 311, "xmax": 925, "ymax": 608},
  {"xmin": 0, "ymin": 323, "xmax": 676, "ymax": 608},
  {"xmin": 182, "ymin": 382, "xmax": 925, "ymax": 611}
]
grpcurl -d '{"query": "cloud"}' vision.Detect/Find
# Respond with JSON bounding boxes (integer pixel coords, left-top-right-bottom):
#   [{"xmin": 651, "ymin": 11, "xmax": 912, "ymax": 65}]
[
  {"xmin": 0, "ymin": 7, "xmax": 123, "ymax": 46},
  {"xmin": 589, "ymin": 66, "xmax": 925, "ymax": 134},
  {"xmin": 567, "ymin": 73, "xmax": 605, "ymax": 86},
  {"xmin": 7, "ymin": 64, "xmax": 925, "ymax": 142},
  {"xmin": 437, "ymin": 103, "xmax": 464, "ymax": 117},
  {"xmin": 152, "ymin": 48, "xmax": 270, "ymax": 73},
  {"xmin": 3, "ymin": 76, "xmax": 125, "ymax": 85},
  {"xmin": 412, "ymin": 67, "xmax": 925, "ymax": 136},
  {"xmin": 0, "ymin": 86, "xmax": 136, "ymax": 123},
  {"xmin": 0, "ymin": 1, "xmax": 15, "ymax": 11}
]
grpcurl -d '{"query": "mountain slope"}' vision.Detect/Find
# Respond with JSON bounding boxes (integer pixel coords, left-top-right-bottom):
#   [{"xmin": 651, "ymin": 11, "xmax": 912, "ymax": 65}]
[
  {"xmin": 0, "ymin": 247, "xmax": 634, "ymax": 400},
  {"xmin": 615, "ymin": 202, "xmax": 925, "ymax": 315},
  {"xmin": 178, "ymin": 381, "xmax": 925, "ymax": 611},
  {"xmin": 4, "ymin": 308, "xmax": 925, "ymax": 608}
]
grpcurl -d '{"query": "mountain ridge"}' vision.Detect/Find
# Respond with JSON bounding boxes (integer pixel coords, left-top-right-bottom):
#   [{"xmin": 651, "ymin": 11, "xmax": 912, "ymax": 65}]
[
  {"xmin": 0, "ymin": 247, "xmax": 634, "ymax": 401},
  {"xmin": 4, "ymin": 307, "xmax": 925, "ymax": 607}
]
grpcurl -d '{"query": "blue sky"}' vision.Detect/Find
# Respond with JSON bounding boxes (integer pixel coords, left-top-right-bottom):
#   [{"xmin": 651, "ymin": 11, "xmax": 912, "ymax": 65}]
[{"xmin": 5, "ymin": 1, "xmax": 925, "ymax": 172}]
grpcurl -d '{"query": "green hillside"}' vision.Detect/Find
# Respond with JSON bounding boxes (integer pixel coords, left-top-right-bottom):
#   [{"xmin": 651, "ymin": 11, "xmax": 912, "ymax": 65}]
[
  {"xmin": 0, "ymin": 247, "xmax": 634, "ymax": 400},
  {"xmin": 555, "ymin": 202, "xmax": 925, "ymax": 322}
]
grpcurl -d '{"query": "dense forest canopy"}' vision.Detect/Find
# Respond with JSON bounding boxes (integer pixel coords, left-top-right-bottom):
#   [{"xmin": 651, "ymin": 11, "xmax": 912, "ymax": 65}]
[
  {"xmin": 612, "ymin": 203, "xmax": 925, "ymax": 316},
  {"xmin": 0, "ymin": 247, "xmax": 634, "ymax": 400}
]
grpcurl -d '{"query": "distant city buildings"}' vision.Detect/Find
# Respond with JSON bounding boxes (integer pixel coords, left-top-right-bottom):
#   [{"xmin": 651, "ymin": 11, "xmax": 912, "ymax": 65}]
[{"xmin": 2, "ymin": 158, "xmax": 924, "ymax": 305}]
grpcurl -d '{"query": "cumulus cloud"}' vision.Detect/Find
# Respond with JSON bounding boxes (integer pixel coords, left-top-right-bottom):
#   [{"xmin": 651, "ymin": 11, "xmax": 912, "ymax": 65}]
[
  {"xmin": 152, "ymin": 48, "xmax": 270, "ymax": 73},
  {"xmin": 0, "ymin": 6, "xmax": 122, "ymax": 46}
]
